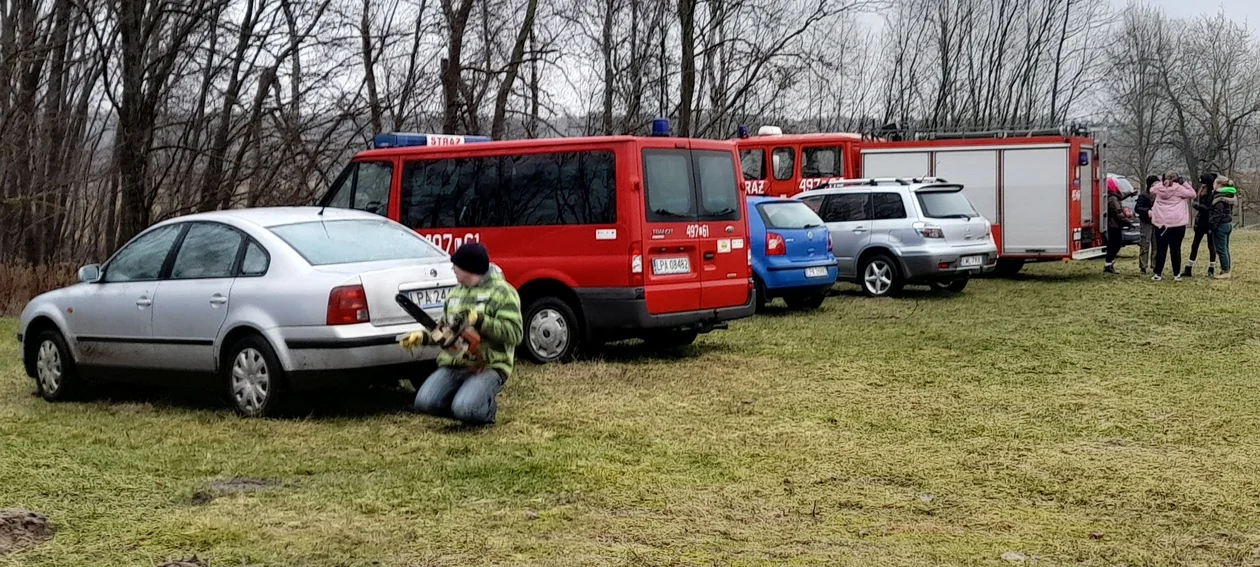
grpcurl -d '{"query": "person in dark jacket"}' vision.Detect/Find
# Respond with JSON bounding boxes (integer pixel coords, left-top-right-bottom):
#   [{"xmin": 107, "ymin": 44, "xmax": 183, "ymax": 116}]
[
  {"xmin": 1210, "ymin": 177, "xmax": 1238, "ymax": 280},
  {"xmin": 1135, "ymin": 175, "xmax": 1158, "ymax": 274},
  {"xmin": 1104, "ymin": 177, "xmax": 1133, "ymax": 274},
  {"xmin": 1184, "ymin": 173, "xmax": 1218, "ymax": 277}
]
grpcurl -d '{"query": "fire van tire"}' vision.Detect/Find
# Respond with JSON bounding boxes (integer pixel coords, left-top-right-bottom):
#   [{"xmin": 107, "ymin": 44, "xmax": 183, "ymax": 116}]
[
  {"xmin": 994, "ymin": 259, "xmax": 1026, "ymax": 277},
  {"xmin": 522, "ymin": 297, "xmax": 581, "ymax": 364},
  {"xmin": 859, "ymin": 254, "xmax": 904, "ymax": 298}
]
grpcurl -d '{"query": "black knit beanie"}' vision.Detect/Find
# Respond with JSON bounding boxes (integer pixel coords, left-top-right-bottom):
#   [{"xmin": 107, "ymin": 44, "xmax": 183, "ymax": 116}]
[{"xmin": 451, "ymin": 242, "xmax": 490, "ymax": 275}]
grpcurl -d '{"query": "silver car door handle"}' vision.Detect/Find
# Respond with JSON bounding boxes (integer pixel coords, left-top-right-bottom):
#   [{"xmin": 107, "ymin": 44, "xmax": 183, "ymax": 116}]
[
  {"xmin": 209, "ymin": 294, "xmax": 228, "ymax": 305},
  {"xmin": 853, "ymin": 226, "xmax": 869, "ymax": 233},
  {"xmin": 136, "ymin": 297, "xmax": 152, "ymax": 307}
]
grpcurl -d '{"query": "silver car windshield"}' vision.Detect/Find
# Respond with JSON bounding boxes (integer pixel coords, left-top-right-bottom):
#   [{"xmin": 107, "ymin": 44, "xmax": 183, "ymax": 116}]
[{"xmin": 269, "ymin": 219, "xmax": 444, "ymax": 266}]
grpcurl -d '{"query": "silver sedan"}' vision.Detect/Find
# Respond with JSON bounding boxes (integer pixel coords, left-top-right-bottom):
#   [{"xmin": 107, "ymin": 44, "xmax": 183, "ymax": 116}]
[{"xmin": 17, "ymin": 207, "xmax": 453, "ymax": 417}]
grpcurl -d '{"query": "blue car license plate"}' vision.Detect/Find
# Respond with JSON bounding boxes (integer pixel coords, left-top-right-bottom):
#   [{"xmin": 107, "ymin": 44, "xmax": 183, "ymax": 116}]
[{"xmin": 805, "ymin": 267, "xmax": 829, "ymax": 278}]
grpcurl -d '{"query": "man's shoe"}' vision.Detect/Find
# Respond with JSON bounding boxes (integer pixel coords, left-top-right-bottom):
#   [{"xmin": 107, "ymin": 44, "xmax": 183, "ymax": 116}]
[
  {"xmin": 1182, "ymin": 267, "xmax": 1193, "ymax": 278},
  {"xmin": 1104, "ymin": 264, "xmax": 1116, "ymax": 274},
  {"xmin": 1214, "ymin": 272, "xmax": 1232, "ymax": 280}
]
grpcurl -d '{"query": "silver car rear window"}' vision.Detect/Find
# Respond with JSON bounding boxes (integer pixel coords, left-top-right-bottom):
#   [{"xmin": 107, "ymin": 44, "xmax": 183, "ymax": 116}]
[{"xmin": 269, "ymin": 219, "xmax": 444, "ymax": 266}]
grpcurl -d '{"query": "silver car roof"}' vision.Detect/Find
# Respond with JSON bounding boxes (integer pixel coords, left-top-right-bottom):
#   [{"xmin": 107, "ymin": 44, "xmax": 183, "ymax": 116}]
[{"xmin": 153, "ymin": 207, "xmax": 387, "ymax": 230}]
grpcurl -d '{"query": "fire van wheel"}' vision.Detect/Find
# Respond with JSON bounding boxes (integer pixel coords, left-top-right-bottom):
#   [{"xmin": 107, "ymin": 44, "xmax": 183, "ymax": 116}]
[
  {"xmin": 859, "ymin": 255, "xmax": 904, "ymax": 298},
  {"xmin": 994, "ymin": 259, "xmax": 1026, "ymax": 277},
  {"xmin": 523, "ymin": 297, "xmax": 580, "ymax": 364}
]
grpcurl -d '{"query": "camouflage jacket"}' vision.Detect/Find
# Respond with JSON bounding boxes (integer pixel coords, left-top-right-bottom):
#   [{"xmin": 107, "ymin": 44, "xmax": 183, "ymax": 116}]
[{"xmin": 437, "ymin": 265, "xmax": 523, "ymax": 377}]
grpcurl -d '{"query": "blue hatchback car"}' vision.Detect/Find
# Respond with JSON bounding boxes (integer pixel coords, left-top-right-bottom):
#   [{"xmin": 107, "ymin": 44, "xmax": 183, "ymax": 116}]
[{"xmin": 747, "ymin": 196, "xmax": 839, "ymax": 311}]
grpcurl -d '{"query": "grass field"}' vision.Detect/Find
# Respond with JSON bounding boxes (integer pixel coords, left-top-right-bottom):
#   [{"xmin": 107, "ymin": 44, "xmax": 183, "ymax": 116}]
[{"xmin": 4, "ymin": 233, "xmax": 1260, "ymax": 567}]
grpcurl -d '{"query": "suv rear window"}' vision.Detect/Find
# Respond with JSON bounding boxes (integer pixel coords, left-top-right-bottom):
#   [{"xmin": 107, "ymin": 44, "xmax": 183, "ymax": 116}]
[
  {"xmin": 757, "ymin": 202, "xmax": 824, "ymax": 229},
  {"xmin": 270, "ymin": 219, "xmax": 444, "ymax": 266},
  {"xmin": 917, "ymin": 190, "xmax": 980, "ymax": 219}
]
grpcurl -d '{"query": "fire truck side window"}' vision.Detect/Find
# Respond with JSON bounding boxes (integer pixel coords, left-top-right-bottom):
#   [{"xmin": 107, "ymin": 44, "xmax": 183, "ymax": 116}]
[
  {"xmin": 323, "ymin": 161, "xmax": 393, "ymax": 216},
  {"xmin": 802, "ymin": 147, "xmax": 842, "ymax": 179},
  {"xmin": 694, "ymin": 150, "xmax": 741, "ymax": 221},
  {"xmin": 400, "ymin": 151, "xmax": 617, "ymax": 229},
  {"xmin": 740, "ymin": 149, "xmax": 766, "ymax": 181},
  {"xmin": 643, "ymin": 149, "xmax": 695, "ymax": 221},
  {"xmin": 772, "ymin": 148, "xmax": 794, "ymax": 181}
]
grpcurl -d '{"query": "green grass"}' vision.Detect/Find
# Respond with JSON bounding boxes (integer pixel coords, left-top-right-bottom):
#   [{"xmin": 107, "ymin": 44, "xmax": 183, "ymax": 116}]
[{"xmin": 4, "ymin": 234, "xmax": 1260, "ymax": 566}]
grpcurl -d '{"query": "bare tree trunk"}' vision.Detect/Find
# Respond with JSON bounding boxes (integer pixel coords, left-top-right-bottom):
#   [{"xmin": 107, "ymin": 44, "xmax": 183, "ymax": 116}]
[
  {"xmin": 440, "ymin": 0, "xmax": 475, "ymax": 134},
  {"xmin": 676, "ymin": 0, "xmax": 696, "ymax": 136},
  {"xmin": 490, "ymin": 0, "xmax": 539, "ymax": 138}
]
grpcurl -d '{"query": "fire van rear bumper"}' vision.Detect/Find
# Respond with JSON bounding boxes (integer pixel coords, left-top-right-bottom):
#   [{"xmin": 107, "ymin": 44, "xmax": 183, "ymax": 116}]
[{"xmin": 575, "ymin": 288, "xmax": 755, "ymax": 334}]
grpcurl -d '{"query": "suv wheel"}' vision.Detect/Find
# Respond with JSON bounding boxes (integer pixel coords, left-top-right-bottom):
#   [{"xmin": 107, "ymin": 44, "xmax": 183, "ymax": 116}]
[
  {"xmin": 931, "ymin": 279, "xmax": 969, "ymax": 293},
  {"xmin": 860, "ymin": 255, "xmax": 903, "ymax": 297},
  {"xmin": 522, "ymin": 297, "xmax": 580, "ymax": 363},
  {"xmin": 224, "ymin": 335, "xmax": 285, "ymax": 418},
  {"xmin": 32, "ymin": 330, "xmax": 81, "ymax": 401}
]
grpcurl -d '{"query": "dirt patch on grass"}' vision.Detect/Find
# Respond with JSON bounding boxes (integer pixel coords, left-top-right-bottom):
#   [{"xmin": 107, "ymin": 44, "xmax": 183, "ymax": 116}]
[
  {"xmin": 187, "ymin": 477, "xmax": 278, "ymax": 506},
  {"xmin": 0, "ymin": 508, "xmax": 53, "ymax": 555}
]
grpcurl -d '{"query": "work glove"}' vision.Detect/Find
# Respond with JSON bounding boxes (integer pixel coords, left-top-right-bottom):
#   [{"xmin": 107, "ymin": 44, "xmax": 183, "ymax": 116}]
[
  {"xmin": 466, "ymin": 308, "xmax": 483, "ymax": 330},
  {"xmin": 399, "ymin": 330, "xmax": 431, "ymax": 351}
]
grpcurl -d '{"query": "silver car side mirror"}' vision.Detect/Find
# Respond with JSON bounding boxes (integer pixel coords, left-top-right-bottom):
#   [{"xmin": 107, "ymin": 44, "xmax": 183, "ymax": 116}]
[{"xmin": 78, "ymin": 264, "xmax": 101, "ymax": 283}]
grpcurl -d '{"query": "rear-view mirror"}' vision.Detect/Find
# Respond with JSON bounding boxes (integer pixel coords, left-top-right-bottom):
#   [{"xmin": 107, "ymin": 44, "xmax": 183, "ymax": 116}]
[{"xmin": 78, "ymin": 264, "xmax": 101, "ymax": 283}]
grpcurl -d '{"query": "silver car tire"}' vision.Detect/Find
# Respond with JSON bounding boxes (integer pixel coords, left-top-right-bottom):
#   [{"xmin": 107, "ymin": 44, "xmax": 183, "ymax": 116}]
[
  {"xmin": 522, "ymin": 297, "xmax": 580, "ymax": 364},
  {"xmin": 224, "ymin": 336, "xmax": 285, "ymax": 418},
  {"xmin": 860, "ymin": 255, "xmax": 903, "ymax": 298},
  {"xmin": 32, "ymin": 330, "xmax": 80, "ymax": 402}
]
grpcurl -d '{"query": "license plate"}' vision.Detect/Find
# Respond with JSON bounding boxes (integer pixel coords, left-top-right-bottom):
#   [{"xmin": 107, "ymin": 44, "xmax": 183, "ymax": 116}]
[
  {"xmin": 652, "ymin": 257, "xmax": 691, "ymax": 275},
  {"xmin": 805, "ymin": 267, "xmax": 829, "ymax": 278},
  {"xmin": 409, "ymin": 286, "xmax": 452, "ymax": 308},
  {"xmin": 960, "ymin": 255, "xmax": 983, "ymax": 268}
]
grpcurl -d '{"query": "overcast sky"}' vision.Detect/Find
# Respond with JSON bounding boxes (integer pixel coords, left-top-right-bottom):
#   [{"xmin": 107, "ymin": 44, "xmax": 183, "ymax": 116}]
[{"xmin": 1131, "ymin": 0, "xmax": 1259, "ymax": 24}]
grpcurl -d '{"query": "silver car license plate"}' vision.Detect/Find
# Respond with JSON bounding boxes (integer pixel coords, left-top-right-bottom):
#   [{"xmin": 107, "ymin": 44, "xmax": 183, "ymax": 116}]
[
  {"xmin": 960, "ymin": 255, "xmax": 983, "ymax": 268},
  {"xmin": 410, "ymin": 286, "xmax": 452, "ymax": 308},
  {"xmin": 805, "ymin": 267, "xmax": 829, "ymax": 278}
]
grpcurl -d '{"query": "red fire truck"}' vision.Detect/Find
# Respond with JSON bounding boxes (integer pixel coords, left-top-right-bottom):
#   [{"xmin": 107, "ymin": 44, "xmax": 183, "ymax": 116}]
[
  {"xmin": 736, "ymin": 126, "xmax": 1107, "ymax": 273},
  {"xmin": 321, "ymin": 127, "xmax": 755, "ymax": 364},
  {"xmin": 735, "ymin": 127, "xmax": 862, "ymax": 197}
]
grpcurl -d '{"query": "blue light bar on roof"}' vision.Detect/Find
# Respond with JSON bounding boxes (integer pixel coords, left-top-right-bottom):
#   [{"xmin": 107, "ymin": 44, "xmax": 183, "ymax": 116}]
[{"xmin": 372, "ymin": 132, "xmax": 493, "ymax": 149}]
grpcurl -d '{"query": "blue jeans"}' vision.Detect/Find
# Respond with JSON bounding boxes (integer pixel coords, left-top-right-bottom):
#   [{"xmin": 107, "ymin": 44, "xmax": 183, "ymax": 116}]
[
  {"xmin": 1214, "ymin": 222, "xmax": 1234, "ymax": 272},
  {"xmin": 414, "ymin": 367, "xmax": 503, "ymax": 425}
]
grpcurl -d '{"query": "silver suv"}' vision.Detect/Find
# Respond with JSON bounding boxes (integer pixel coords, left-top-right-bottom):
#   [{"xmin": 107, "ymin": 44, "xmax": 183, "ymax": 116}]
[{"xmin": 795, "ymin": 178, "xmax": 998, "ymax": 297}]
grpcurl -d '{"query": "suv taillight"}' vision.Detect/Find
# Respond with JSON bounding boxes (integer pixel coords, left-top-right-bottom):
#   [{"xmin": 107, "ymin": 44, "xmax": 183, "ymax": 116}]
[
  {"xmin": 327, "ymin": 284, "xmax": 370, "ymax": 325},
  {"xmin": 826, "ymin": 231, "xmax": 833, "ymax": 253},
  {"xmin": 913, "ymin": 221, "xmax": 945, "ymax": 239},
  {"xmin": 631, "ymin": 242, "xmax": 643, "ymax": 286},
  {"xmin": 766, "ymin": 232, "xmax": 786, "ymax": 256}
]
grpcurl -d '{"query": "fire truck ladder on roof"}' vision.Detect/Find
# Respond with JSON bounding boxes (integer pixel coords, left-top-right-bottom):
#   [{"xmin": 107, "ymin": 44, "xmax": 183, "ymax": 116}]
[{"xmin": 866, "ymin": 122, "xmax": 1097, "ymax": 141}]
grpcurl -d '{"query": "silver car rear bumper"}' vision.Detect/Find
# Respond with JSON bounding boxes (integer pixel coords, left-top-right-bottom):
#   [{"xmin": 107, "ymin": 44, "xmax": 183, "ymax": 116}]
[{"xmin": 277, "ymin": 322, "xmax": 439, "ymax": 372}]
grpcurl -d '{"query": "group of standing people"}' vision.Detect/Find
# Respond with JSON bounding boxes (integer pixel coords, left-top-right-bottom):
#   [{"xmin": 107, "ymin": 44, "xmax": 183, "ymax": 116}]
[{"xmin": 1105, "ymin": 171, "xmax": 1238, "ymax": 280}]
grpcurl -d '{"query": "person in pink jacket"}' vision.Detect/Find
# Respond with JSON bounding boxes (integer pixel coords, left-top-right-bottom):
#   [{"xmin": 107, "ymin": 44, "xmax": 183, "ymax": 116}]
[{"xmin": 1149, "ymin": 170, "xmax": 1197, "ymax": 281}]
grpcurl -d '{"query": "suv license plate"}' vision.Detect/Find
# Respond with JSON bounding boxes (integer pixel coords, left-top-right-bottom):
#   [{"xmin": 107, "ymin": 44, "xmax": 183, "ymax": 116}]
[
  {"xmin": 410, "ymin": 286, "xmax": 452, "ymax": 308},
  {"xmin": 805, "ymin": 267, "xmax": 829, "ymax": 278},
  {"xmin": 960, "ymin": 255, "xmax": 983, "ymax": 268},
  {"xmin": 652, "ymin": 257, "xmax": 691, "ymax": 275}
]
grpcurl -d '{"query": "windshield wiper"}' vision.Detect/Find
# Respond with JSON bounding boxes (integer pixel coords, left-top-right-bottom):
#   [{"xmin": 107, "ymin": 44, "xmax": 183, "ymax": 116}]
[
  {"xmin": 707, "ymin": 207, "xmax": 736, "ymax": 216},
  {"xmin": 802, "ymin": 223, "xmax": 824, "ymax": 228}
]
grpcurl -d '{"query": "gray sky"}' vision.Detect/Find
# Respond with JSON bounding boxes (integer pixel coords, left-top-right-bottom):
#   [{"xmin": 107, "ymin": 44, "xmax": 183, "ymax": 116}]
[{"xmin": 1131, "ymin": 0, "xmax": 1260, "ymax": 24}]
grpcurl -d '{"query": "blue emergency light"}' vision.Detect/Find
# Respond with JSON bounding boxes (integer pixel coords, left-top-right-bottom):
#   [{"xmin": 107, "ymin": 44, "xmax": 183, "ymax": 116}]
[
  {"xmin": 651, "ymin": 118, "xmax": 671, "ymax": 137},
  {"xmin": 372, "ymin": 132, "xmax": 492, "ymax": 149},
  {"xmin": 738, "ymin": 125, "xmax": 749, "ymax": 139}
]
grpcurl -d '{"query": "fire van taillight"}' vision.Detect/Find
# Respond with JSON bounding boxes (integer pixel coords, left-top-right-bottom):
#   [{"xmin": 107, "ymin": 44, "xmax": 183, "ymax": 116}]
[{"xmin": 631, "ymin": 242, "xmax": 644, "ymax": 286}]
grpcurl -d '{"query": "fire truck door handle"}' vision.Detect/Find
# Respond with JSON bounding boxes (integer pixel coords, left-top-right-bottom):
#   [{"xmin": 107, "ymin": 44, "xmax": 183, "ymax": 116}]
[{"xmin": 703, "ymin": 251, "xmax": 716, "ymax": 260}]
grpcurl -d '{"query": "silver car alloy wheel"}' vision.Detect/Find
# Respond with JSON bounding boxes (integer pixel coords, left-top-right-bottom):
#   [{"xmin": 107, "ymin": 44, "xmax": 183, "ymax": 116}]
[
  {"xmin": 528, "ymin": 308, "xmax": 569, "ymax": 360},
  {"xmin": 864, "ymin": 260, "xmax": 894, "ymax": 296},
  {"xmin": 36, "ymin": 340, "xmax": 62, "ymax": 394},
  {"xmin": 231, "ymin": 348, "xmax": 270, "ymax": 414}
]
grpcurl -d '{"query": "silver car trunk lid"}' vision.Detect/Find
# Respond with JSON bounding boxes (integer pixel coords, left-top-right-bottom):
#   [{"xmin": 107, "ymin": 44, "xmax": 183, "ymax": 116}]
[{"xmin": 315, "ymin": 258, "xmax": 456, "ymax": 327}]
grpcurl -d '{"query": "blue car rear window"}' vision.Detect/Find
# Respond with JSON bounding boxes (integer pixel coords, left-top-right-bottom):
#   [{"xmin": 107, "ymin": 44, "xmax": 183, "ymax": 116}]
[
  {"xmin": 269, "ymin": 219, "xmax": 444, "ymax": 266},
  {"xmin": 758, "ymin": 202, "xmax": 825, "ymax": 229}
]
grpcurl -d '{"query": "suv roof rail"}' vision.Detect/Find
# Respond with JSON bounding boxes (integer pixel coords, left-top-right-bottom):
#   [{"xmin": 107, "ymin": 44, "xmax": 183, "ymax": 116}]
[{"xmin": 814, "ymin": 177, "xmax": 951, "ymax": 189}]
